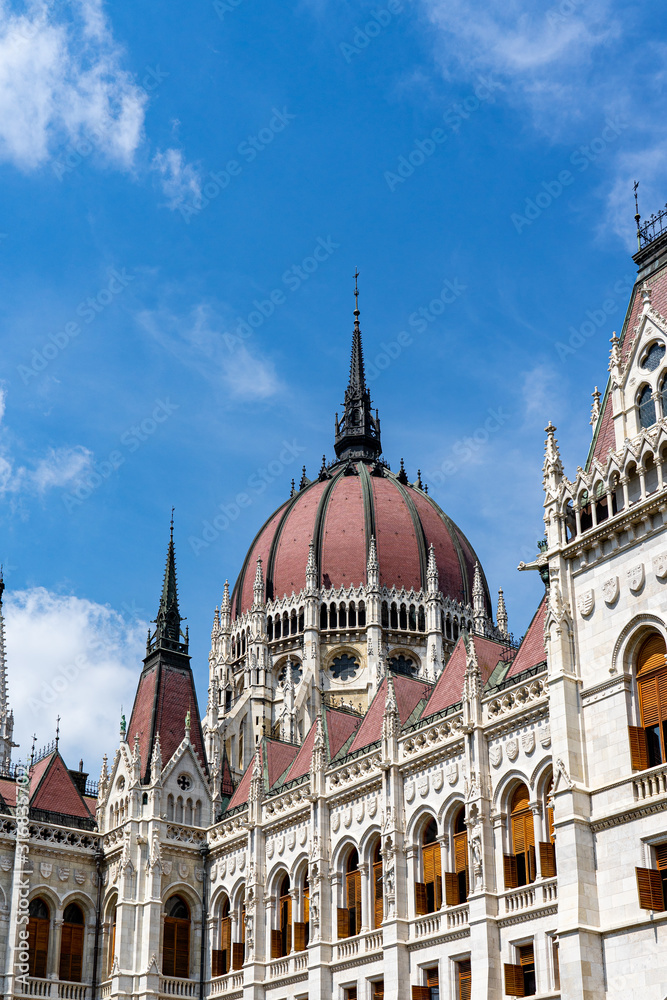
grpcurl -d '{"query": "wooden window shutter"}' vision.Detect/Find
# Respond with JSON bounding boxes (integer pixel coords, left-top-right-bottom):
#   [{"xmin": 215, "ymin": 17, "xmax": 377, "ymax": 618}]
[
  {"xmin": 454, "ymin": 832, "xmax": 468, "ymax": 872},
  {"xmin": 504, "ymin": 963, "xmax": 526, "ymax": 996},
  {"xmin": 69, "ymin": 925, "xmax": 84, "ymax": 983},
  {"xmin": 640, "ymin": 676, "xmax": 660, "ymax": 726},
  {"xmin": 304, "ymin": 888, "xmax": 310, "ymax": 925},
  {"xmin": 504, "ymin": 854, "xmax": 518, "ymax": 889},
  {"xmin": 512, "ymin": 814, "xmax": 526, "ymax": 853},
  {"xmin": 628, "ymin": 725, "xmax": 649, "ymax": 770},
  {"xmin": 636, "ymin": 867, "xmax": 665, "ymax": 910},
  {"xmin": 637, "ymin": 634, "xmax": 667, "ymax": 675},
  {"xmin": 655, "ymin": 843, "xmax": 667, "ymax": 870},
  {"xmin": 294, "ymin": 921, "xmax": 306, "ymax": 952},
  {"xmin": 211, "ymin": 950, "xmax": 224, "ymax": 978},
  {"xmin": 426, "ymin": 967, "xmax": 439, "ymax": 987},
  {"xmin": 174, "ymin": 922, "xmax": 189, "ymax": 979},
  {"xmin": 539, "ymin": 841, "xmax": 557, "ymax": 877},
  {"xmin": 415, "ymin": 882, "xmax": 428, "ymax": 915},
  {"xmin": 337, "ymin": 907, "xmax": 350, "ymax": 939},
  {"xmin": 527, "ymin": 844, "xmax": 537, "ymax": 883},
  {"xmin": 29, "ymin": 918, "xmax": 49, "ymax": 979},
  {"xmin": 374, "ymin": 860, "xmax": 384, "ymax": 928},
  {"xmin": 221, "ymin": 916, "xmax": 231, "ymax": 951},
  {"xmin": 271, "ymin": 928, "xmax": 282, "ymax": 959},
  {"xmin": 372, "ymin": 981, "xmax": 385, "ymax": 999},
  {"xmin": 354, "ymin": 870, "xmax": 362, "ymax": 933},
  {"xmin": 163, "ymin": 920, "xmax": 176, "ymax": 976},
  {"xmin": 458, "ymin": 959, "xmax": 472, "ymax": 1000},
  {"xmin": 231, "ymin": 942, "xmax": 244, "ymax": 970},
  {"xmin": 59, "ymin": 924, "xmax": 72, "ymax": 981},
  {"xmin": 411, "ymin": 988, "xmax": 430, "ymax": 1000},
  {"xmin": 284, "ymin": 895, "xmax": 292, "ymax": 955},
  {"xmin": 445, "ymin": 871, "xmax": 460, "ymax": 906}
]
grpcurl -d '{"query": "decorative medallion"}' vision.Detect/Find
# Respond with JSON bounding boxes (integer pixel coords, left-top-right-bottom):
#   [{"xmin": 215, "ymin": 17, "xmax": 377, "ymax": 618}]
[
  {"xmin": 418, "ymin": 776, "xmax": 430, "ymax": 798},
  {"xmin": 506, "ymin": 739, "xmax": 519, "ymax": 762},
  {"xmin": 489, "ymin": 745, "xmax": 502, "ymax": 768},
  {"xmin": 178, "ymin": 863, "xmax": 189, "ymax": 879},
  {"xmin": 229, "ymin": 856, "xmax": 236, "ymax": 875},
  {"xmin": 355, "ymin": 802, "xmax": 365, "ymax": 823},
  {"xmin": 332, "ymin": 813, "xmax": 340, "ymax": 833},
  {"xmin": 405, "ymin": 781, "xmax": 415, "ymax": 802},
  {"xmin": 0, "ymin": 856, "xmax": 11, "ymax": 872},
  {"xmin": 278, "ymin": 835, "xmax": 285, "ymax": 855},
  {"xmin": 446, "ymin": 763, "xmax": 458, "ymax": 786},
  {"xmin": 210, "ymin": 863, "xmax": 218, "ymax": 881},
  {"xmin": 267, "ymin": 840, "xmax": 274, "ymax": 859},
  {"xmin": 577, "ymin": 589, "xmax": 595, "ymax": 617},
  {"xmin": 628, "ymin": 564, "xmax": 645, "ymax": 593},
  {"xmin": 58, "ymin": 867, "xmax": 70, "ymax": 882},
  {"xmin": 288, "ymin": 831, "xmax": 296, "ymax": 851},
  {"xmin": 195, "ymin": 868, "xmax": 205, "ymax": 883},
  {"xmin": 162, "ymin": 861, "xmax": 172, "ymax": 876},
  {"xmin": 653, "ymin": 554, "xmax": 667, "ymax": 580},
  {"xmin": 111, "ymin": 862, "xmax": 119, "ymax": 884},
  {"xmin": 74, "ymin": 870, "xmax": 85, "ymax": 885},
  {"xmin": 219, "ymin": 859, "xmax": 226, "ymax": 877},
  {"xmin": 343, "ymin": 808, "xmax": 352, "ymax": 829},
  {"xmin": 522, "ymin": 731, "xmax": 536, "ymax": 755},
  {"xmin": 432, "ymin": 770, "xmax": 444, "ymax": 793},
  {"xmin": 40, "ymin": 863, "xmax": 52, "ymax": 879},
  {"xmin": 602, "ymin": 576, "xmax": 619, "ymax": 605},
  {"xmin": 368, "ymin": 798, "xmax": 378, "ymax": 819},
  {"xmin": 239, "ymin": 853, "xmax": 246, "ymax": 871},
  {"xmin": 539, "ymin": 725, "xmax": 551, "ymax": 749},
  {"xmin": 300, "ymin": 827, "xmax": 308, "ymax": 846}
]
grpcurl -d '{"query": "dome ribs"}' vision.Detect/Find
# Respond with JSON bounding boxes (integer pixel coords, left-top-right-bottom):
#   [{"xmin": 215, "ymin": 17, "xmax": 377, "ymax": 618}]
[
  {"xmin": 370, "ymin": 475, "xmax": 422, "ymax": 591},
  {"xmin": 321, "ymin": 475, "xmax": 367, "ymax": 589},
  {"xmin": 268, "ymin": 481, "xmax": 326, "ymax": 602},
  {"xmin": 313, "ymin": 472, "xmax": 344, "ymax": 589},
  {"xmin": 388, "ymin": 475, "xmax": 430, "ymax": 590},
  {"xmin": 232, "ymin": 503, "xmax": 290, "ymax": 617},
  {"xmin": 357, "ymin": 462, "xmax": 377, "ymax": 566}
]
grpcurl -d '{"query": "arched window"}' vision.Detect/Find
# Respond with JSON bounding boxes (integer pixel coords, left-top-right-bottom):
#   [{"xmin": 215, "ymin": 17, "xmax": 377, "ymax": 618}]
[
  {"xmin": 106, "ymin": 903, "xmax": 117, "ymax": 977},
  {"xmin": 339, "ymin": 603, "xmax": 347, "ymax": 628},
  {"xmin": 275, "ymin": 615, "xmax": 282, "ymax": 639},
  {"xmin": 381, "ymin": 602, "xmax": 389, "ymax": 628},
  {"xmin": 505, "ymin": 784, "xmax": 535, "ymax": 888},
  {"xmin": 338, "ymin": 849, "xmax": 361, "ymax": 938},
  {"xmin": 445, "ymin": 807, "xmax": 468, "ymax": 906},
  {"xmin": 330, "ymin": 603, "xmax": 338, "ymax": 629},
  {"xmin": 59, "ymin": 903, "xmax": 84, "ymax": 983},
  {"xmin": 390, "ymin": 603, "xmax": 398, "ymax": 630},
  {"xmin": 408, "ymin": 604, "xmax": 416, "ymax": 630},
  {"xmin": 642, "ymin": 341, "xmax": 666, "ymax": 371},
  {"xmin": 416, "ymin": 819, "xmax": 442, "ymax": 914},
  {"xmin": 291, "ymin": 610, "xmax": 297, "ymax": 635},
  {"xmin": 358, "ymin": 601, "xmax": 366, "ymax": 627},
  {"xmin": 372, "ymin": 841, "xmax": 383, "ymax": 929},
  {"xmin": 320, "ymin": 604, "xmax": 327, "ymax": 630},
  {"xmin": 418, "ymin": 607, "xmax": 426, "ymax": 633},
  {"xmin": 163, "ymin": 895, "xmax": 190, "ymax": 978},
  {"xmin": 540, "ymin": 778, "xmax": 557, "ymax": 878},
  {"xmin": 267, "ymin": 616, "xmax": 273, "ymax": 641},
  {"xmin": 213, "ymin": 896, "xmax": 231, "ymax": 977},
  {"xmin": 639, "ymin": 384, "xmax": 656, "ymax": 429},
  {"xmin": 348, "ymin": 602, "xmax": 357, "ymax": 627},
  {"xmin": 271, "ymin": 874, "xmax": 292, "ymax": 958},
  {"xmin": 631, "ymin": 632, "xmax": 667, "ymax": 768},
  {"xmin": 399, "ymin": 604, "xmax": 407, "ymax": 630},
  {"xmin": 298, "ymin": 608, "xmax": 304, "ymax": 632},
  {"xmin": 28, "ymin": 898, "xmax": 50, "ymax": 978},
  {"xmin": 282, "ymin": 612, "xmax": 289, "ymax": 636}
]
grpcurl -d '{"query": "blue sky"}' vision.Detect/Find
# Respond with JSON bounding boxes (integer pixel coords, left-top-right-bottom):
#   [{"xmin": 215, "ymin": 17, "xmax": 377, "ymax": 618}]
[{"xmin": 0, "ymin": 0, "xmax": 665, "ymax": 770}]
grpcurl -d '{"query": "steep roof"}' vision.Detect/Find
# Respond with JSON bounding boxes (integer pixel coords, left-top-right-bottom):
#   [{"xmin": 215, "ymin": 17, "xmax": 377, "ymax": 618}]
[
  {"xmin": 29, "ymin": 752, "xmax": 93, "ymax": 820},
  {"xmin": 424, "ymin": 634, "xmax": 507, "ymax": 717},
  {"xmin": 504, "ymin": 598, "xmax": 547, "ymax": 679},
  {"xmin": 346, "ymin": 675, "xmax": 432, "ymax": 755}
]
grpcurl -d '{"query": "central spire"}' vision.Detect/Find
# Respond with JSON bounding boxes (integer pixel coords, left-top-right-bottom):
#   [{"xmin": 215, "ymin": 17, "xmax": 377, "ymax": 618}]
[
  {"xmin": 334, "ymin": 272, "xmax": 382, "ymax": 462},
  {"xmin": 148, "ymin": 512, "xmax": 187, "ymax": 654}
]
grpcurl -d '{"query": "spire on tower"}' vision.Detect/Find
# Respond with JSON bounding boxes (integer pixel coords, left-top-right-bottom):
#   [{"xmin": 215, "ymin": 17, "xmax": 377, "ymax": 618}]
[
  {"xmin": 427, "ymin": 543, "xmax": 439, "ymax": 595},
  {"xmin": 472, "ymin": 561, "xmax": 486, "ymax": 635},
  {"xmin": 497, "ymin": 588, "xmax": 508, "ymax": 636},
  {"xmin": 306, "ymin": 539, "xmax": 317, "ymax": 593},
  {"xmin": 252, "ymin": 557, "xmax": 264, "ymax": 609},
  {"xmin": 367, "ymin": 534, "xmax": 379, "ymax": 589},
  {"xmin": 150, "ymin": 513, "xmax": 186, "ymax": 653},
  {"xmin": 542, "ymin": 421, "xmax": 564, "ymax": 490},
  {"xmin": 334, "ymin": 273, "xmax": 382, "ymax": 462}
]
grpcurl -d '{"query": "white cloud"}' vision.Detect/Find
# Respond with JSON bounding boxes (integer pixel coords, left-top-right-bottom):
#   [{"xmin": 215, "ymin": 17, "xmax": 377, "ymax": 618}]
[
  {"xmin": 138, "ymin": 302, "xmax": 284, "ymax": 401},
  {"xmin": 0, "ymin": 0, "xmax": 147, "ymax": 171},
  {"xmin": 521, "ymin": 363, "xmax": 560, "ymax": 418},
  {"xmin": 4, "ymin": 587, "xmax": 145, "ymax": 772},
  {"xmin": 151, "ymin": 147, "xmax": 202, "ymax": 210}
]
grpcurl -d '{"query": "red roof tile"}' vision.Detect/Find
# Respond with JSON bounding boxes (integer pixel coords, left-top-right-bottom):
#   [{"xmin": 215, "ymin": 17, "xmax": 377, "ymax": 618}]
[
  {"xmin": 321, "ymin": 477, "xmax": 367, "ymax": 589},
  {"xmin": 505, "ymin": 598, "xmax": 547, "ymax": 678},
  {"xmin": 347, "ymin": 675, "xmax": 431, "ymax": 754},
  {"xmin": 424, "ymin": 634, "xmax": 506, "ymax": 716},
  {"xmin": 226, "ymin": 746, "xmax": 259, "ymax": 811},
  {"xmin": 272, "ymin": 482, "xmax": 328, "ymax": 600},
  {"xmin": 0, "ymin": 778, "xmax": 16, "ymax": 807},
  {"xmin": 30, "ymin": 753, "xmax": 93, "ymax": 819},
  {"xmin": 325, "ymin": 708, "xmax": 361, "ymax": 759},
  {"xmin": 265, "ymin": 739, "xmax": 300, "ymax": 788},
  {"xmin": 283, "ymin": 721, "xmax": 318, "ymax": 783}
]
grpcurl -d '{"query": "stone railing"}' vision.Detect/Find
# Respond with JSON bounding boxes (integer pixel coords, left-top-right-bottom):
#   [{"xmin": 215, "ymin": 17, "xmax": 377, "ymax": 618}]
[
  {"xmin": 165, "ymin": 824, "xmax": 207, "ymax": 845},
  {"xmin": 210, "ymin": 972, "xmax": 244, "ymax": 996},
  {"xmin": 414, "ymin": 911, "xmax": 442, "ymax": 938},
  {"xmin": 446, "ymin": 903, "xmax": 470, "ymax": 929},
  {"xmin": 266, "ymin": 951, "xmax": 309, "ymax": 979},
  {"xmin": 413, "ymin": 903, "xmax": 469, "ymax": 942},
  {"xmin": 159, "ymin": 978, "xmax": 199, "ymax": 997},
  {"xmin": 502, "ymin": 878, "xmax": 558, "ymax": 914},
  {"xmin": 18, "ymin": 980, "xmax": 89, "ymax": 1000},
  {"xmin": 335, "ymin": 927, "xmax": 383, "ymax": 961},
  {"xmin": 100, "ymin": 983, "xmax": 112, "ymax": 999},
  {"xmin": 633, "ymin": 763, "xmax": 667, "ymax": 802}
]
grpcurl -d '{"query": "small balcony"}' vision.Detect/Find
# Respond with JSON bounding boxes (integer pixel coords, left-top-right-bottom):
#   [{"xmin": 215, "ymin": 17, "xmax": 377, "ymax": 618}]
[
  {"xmin": 17, "ymin": 980, "xmax": 89, "ymax": 1000},
  {"xmin": 267, "ymin": 951, "xmax": 309, "ymax": 980},
  {"xmin": 159, "ymin": 978, "xmax": 199, "ymax": 997},
  {"xmin": 335, "ymin": 928, "xmax": 383, "ymax": 962},
  {"xmin": 209, "ymin": 971, "xmax": 244, "ymax": 996},
  {"xmin": 502, "ymin": 878, "xmax": 558, "ymax": 915},
  {"xmin": 411, "ymin": 903, "xmax": 469, "ymax": 944}
]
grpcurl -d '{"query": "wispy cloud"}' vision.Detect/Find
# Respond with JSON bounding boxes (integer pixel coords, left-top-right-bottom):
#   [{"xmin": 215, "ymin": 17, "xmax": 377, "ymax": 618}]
[
  {"xmin": 138, "ymin": 302, "xmax": 284, "ymax": 401},
  {"xmin": 0, "ymin": 0, "xmax": 147, "ymax": 171},
  {"xmin": 4, "ymin": 587, "xmax": 143, "ymax": 769},
  {"xmin": 151, "ymin": 147, "xmax": 202, "ymax": 211}
]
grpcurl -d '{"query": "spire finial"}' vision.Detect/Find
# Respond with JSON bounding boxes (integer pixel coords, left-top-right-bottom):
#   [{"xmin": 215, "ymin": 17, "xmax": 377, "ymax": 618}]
[
  {"xmin": 634, "ymin": 180, "xmax": 641, "ymax": 249},
  {"xmin": 334, "ymin": 275, "xmax": 382, "ymax": 462},
  {"xmin": 170, "ymin": 506, "xmax": 175, "ymax": 540},
  {"xmin": 354, "ymin": 268, "xmax": 360, "ymax": 331},
  {"xmin": 55, "ymin": 715, "xmax": 60, "ymax": 750},
  {"xmin": 151, "ymin": 517, "xmax": 185, "ymax": 650}
]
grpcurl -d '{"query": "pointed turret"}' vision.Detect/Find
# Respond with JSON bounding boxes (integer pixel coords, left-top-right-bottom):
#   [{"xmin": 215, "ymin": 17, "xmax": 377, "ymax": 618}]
[
  {"xmin": 312, "ymin": 711, "xmax": 326, "ymax": 773},
  {"xmin": 220, "ymin": 580, "xmax": 231, "ymax": 629},
  {"xmin": 472, "ymin": 561, "xmax": 486, "ymax": 635},
  {"xmin": 542, "ymin": 421, "xmax": 564, "ymax": 490},
  {"xmin": 334, "ymin": 272, "xmax": 382, "ymax": 462},
  {"xmin": 427, "ymin": 543, "xmax": 439, "ymax": 596},
  {"xmin": 306, "ymin": 539, "xmax": 317, "ymax": 594},
  {"xmin": 367, "ymin": 535, "xmax": 379, "ymax": 590},
  {"xmin": 151, "ymin": 732, "xmax": 162, "ymax": 784},
  {"xmin": 249, "ymin": 744, "xmax": 263, "ymax": 803},
  {"xmin": 382, "ymin": 672, "xmax": 400, "ymax": 743},
  {"xmin": 496, "ymin": 588, "xmax": 508, "ymax": 636},
  {"xmin": 252, "ymin": 557, "xmax": 264, "ymax": 609},
  {"xmin": 590, "ymin": 387, "xmax": 601, "ymax": 431}
]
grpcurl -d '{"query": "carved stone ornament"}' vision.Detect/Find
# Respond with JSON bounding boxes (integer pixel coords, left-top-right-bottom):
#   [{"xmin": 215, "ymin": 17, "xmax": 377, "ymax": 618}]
[
  {"xmin": 343, "ymin": 808, "xmax": 352, "ymax": 829},
  {"xmin": 506, "ymin": 738, "xmax": 519, "ymax": 762},
  {"xmin": 267, "ymin": 840, "xmax": 274, "ymax": 859},
  {"xmin": 418, "ymin": 775, "xmax": 430, "ymax": 798},
  {"xmin": 40, "ymin": 863, "xmax": 52, "ymax": 879},
  {"xmin": 628, "ymin": 564, "xmax": 645, "ymax": 593},
  {"xmin": 489, "ymin": 745, "xmax": 502, "ymax": 768},
  {"xmin": 210, "ymin": 863, "xmax": 218, "ymax": 881},
  {"xmin": 219, "ymin": 859, "xmax": 226, "ymax": 877},
  {"xmin": 356, "ymin": 802, "xmax": 365, "ymax": 823},
  {"xmin": 539, "ymin": 725, "xmax": 551, "ymax": 749},
  {"xmin": 577, "ymin": 589, "xmax": 595, "ymax": 617},
  {"xmin": 178, "ymin": 863, "xmax": 189, "ymax": 879},
  {"xmin": 195, "ymin": 868, "xmax": 205, "ymax": 883},
  {"xmin": 522, "ymin": 731, "xmax": 536, "ymax": 755},
  {"xmin": 653, "ymin": 554, "xmax": 667, "ymax": 580},
  {"xmin": 74, "ymin": 870, "xmax": 85, "ymax": 885},
  {"xmin": 446, "ymin": 763, "xmax": 458, "ymax": 786},
  {"xmin": 405, "ymin": 781, "xmax": 416, "ymax": 802},
  {"xmin": 278, "ymin": 834, "xmax": 285, "ymax": 855},
  {"xmin": 368, "ymin": 797, "xmax": 378, "ymax": 819},
  {"xmin": 0, "ymin": 856, "xmax": 11, "ymax": 872},
  {"xmin": 239, "ymin": 853, "xmax": 246, "ymax": 871},
  {"xmin": 602, "ymin": 576, "xmax": 619, "ymax": 605},
  {"xmin": 229, "ymin": 856, "xmax": 236, "ymax": 875},
  {"xmin": 432, "ymin": 770, "xmax": 444, "ymax": 793},
  {"xmin": 300, "ymin": 826, "xmax": 308, "ymax": 845},
  {"xmin": 288, "ymin": 831, "xmax": 296, "ymax": 850},
  {"xmin": 332, "ymin": 813, "xmax": 340, "ymax": 833},
  {"xmin": 162, "ymin": 860, "xmax": 172, "ymax": 876}
]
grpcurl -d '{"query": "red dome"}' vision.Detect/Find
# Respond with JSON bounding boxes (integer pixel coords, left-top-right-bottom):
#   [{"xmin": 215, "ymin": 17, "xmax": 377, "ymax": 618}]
[{"xmin": 232, "ymin": 461, "xmax": 489, "ymax": 618}]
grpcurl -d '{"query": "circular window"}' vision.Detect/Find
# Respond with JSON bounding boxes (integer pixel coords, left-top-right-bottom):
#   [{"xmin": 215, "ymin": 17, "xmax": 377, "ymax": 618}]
[
  {"xmin": 177, "ymin": 774, "xmax": 192, "ymax": 791},
  {"xmin": 278, "ymin": 660, "xmax": 302, "ymax": 685},
  {"xmin": 330, "ymin": 653, "xmax": 360, "ymax": 681},
  {"xmin": 642, "ymin": 342, "xmax": 666, "ymax": 372},
  {"xmin": 389, "ymin": 654, "xmax": 417, "ymax": 677}
]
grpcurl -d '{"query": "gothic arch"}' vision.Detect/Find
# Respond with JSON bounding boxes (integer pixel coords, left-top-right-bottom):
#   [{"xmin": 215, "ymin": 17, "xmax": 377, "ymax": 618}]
[
  {"xmin": 530, "ymin": 757, "xmax": 554, "ymax": 796},
  {"xmin": 493, "ymin": 769, "xmax": 532, "ymax": 813},
  {"xmin": 331, "ymin": 836, "xmax": 359, "ymax": 873},
  {"xmin": 59, "ymin": 890, "xmax": 95, "ymax": 920},
  {"xmin": 161, "ymin": 881, "xmax": 202, "ymax": 911},
  {"xmin": 290, "ymin": 852, "xmax": 309, "ymax": 883},
  {"xmin": 405, "ymin": 806, "xmax": 438, "ymax": 848},
  {"xmin": 611, "ymin": 613, "xmax": 667, "ymax": 677},
  {"xmin": 266, "ymin": 863, "xmax": 291, "ymax": 896},
  {"xmin": 359, "ymin": 824, "xmax": 382, "ymax": 866},
  {"xmin": 439, "ymin": 794, "xmax": 465, "ymax": 831}
]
